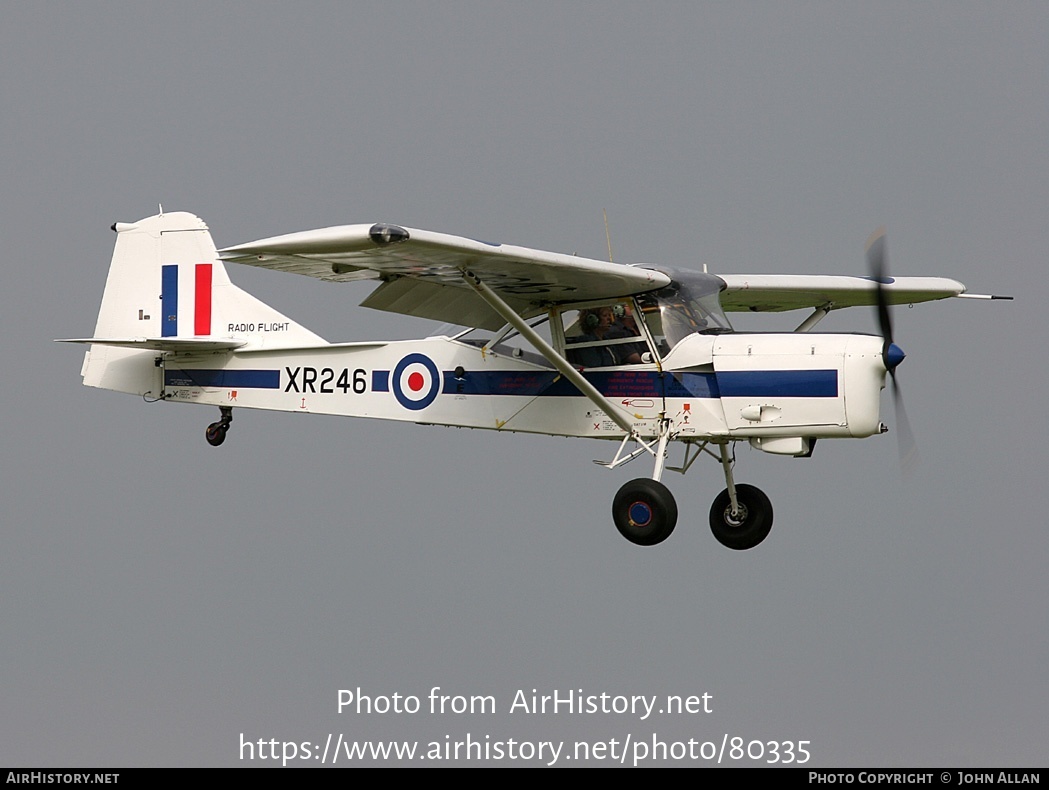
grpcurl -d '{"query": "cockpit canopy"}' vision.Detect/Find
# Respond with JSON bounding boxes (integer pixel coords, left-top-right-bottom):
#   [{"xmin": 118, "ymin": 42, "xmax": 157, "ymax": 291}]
[{"xmin": 635, "ymin": 269, "xmax": 733, "ymax": 352}]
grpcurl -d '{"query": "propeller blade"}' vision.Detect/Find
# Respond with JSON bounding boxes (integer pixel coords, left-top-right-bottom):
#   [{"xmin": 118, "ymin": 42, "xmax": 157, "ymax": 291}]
[
  {"xmin": 866, "ymin": 227, "xmax": 918, "ymax": 472},
  {"xmin": 865, "ymin": 227, "xmax": 893, "ymax": 347},
  {"xmin": 890, "ymin": 369, "xmax": 919, "ymax": 473}
]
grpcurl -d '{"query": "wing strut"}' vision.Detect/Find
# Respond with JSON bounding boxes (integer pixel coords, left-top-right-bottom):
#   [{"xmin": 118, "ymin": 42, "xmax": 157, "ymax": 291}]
[
  {"xmin": 794, "ymin": 303, "xmax": 834, "ymax": 332},
  {"xmin": 460, "ymin": 269, "xmax": 637, "ymax": 434}
]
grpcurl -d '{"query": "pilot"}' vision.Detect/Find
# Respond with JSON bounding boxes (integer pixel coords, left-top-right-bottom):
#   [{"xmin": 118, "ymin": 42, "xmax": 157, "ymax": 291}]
[{"xmin": 566, "ymin": 306, "xmax": 642, "ymax": 366}]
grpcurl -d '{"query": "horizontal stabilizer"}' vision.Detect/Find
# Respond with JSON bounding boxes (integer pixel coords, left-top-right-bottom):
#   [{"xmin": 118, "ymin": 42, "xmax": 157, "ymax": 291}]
[{"xmin": 57, "ymin": 337, "xmax": 246, "ymax": 352}]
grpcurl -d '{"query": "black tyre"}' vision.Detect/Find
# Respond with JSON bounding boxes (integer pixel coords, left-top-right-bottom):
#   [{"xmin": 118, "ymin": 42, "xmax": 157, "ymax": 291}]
[
  {"xmin": 709, "ymin": 484, "xmax": 773, "ymax": 550},
  {"xmin": 205, "ymin": 423, "xmax": 227, "ymax": 447},
  {"xmin": 612, "ymin": 478, "xmax": 678, "ymax": 546}
]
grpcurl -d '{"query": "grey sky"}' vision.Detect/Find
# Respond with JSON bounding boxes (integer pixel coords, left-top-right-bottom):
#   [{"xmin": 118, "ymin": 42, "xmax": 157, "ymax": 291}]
[{"xmin": 2, "ymin": 2, "xmax": 1045, "ymax": 767}]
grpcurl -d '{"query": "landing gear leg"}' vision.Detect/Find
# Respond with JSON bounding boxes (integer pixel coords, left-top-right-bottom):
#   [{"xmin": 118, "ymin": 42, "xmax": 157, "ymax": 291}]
[
  {"xmin": 612, "ymin": 419, "xmax": 678, "ymax": 546},
  {"xmin": 709, "ymin": 443, "xmax": 773, "ymax": 550},
  {"xmin": 205, "ymin": 406, "xmax": 233, "ymax": 447}
]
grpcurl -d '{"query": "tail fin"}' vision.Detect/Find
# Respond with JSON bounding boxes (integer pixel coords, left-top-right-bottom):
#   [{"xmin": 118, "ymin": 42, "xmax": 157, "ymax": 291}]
[{"xmin": 70, "ymin": 211, "xmax": 325, "ymax": 395}]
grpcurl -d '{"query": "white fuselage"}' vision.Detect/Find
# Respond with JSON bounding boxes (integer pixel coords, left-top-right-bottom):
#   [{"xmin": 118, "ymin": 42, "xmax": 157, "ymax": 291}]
[{"xmin": 160, "ymin": 331, "xmax": 887, "ymax": 444}]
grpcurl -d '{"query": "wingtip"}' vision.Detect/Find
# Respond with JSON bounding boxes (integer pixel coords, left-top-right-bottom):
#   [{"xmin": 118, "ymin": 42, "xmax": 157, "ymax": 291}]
[{"xmin": 955, "ymin": 293, "xmax": 1015, "ymax": 301}]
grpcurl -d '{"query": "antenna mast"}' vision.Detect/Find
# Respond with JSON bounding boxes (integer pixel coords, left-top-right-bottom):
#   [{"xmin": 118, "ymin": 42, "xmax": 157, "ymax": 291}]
[{"xmin": 603, "ymin": 209, "xmax": 613, "ymax": 262}]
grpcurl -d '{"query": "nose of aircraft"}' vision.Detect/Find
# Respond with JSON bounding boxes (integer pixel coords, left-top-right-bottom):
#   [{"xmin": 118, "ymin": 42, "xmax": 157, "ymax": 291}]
[{"xmin": 884, "ymin": 342, "xmax": 906, "ymax": 372}]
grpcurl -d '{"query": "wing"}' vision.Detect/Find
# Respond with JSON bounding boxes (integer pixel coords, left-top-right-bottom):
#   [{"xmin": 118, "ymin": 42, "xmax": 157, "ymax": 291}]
[
  {"xmin": 716, "ymin": 274, "xmax": 967, "ymax": 312},
  {"xmin": 219, "ymin": 223, "xmax": 670, "ymax": 330}
]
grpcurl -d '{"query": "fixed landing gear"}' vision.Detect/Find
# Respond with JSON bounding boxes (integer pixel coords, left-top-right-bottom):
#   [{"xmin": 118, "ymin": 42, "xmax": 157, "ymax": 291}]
[
  {"xmin": 205, "ymin": 407, "xmax": 233, "ymax": 447},
  {"xmin": 709, "ymin": 483, "xmax": 773, "ymax": 550},
  {"xmin": 604, "ymin": 434, "xmax": 774, "ymax": 549},
  {"xmin": 608, "ymin": 420, "xmax": 678, "ymax": 546},
  {"xmin": 612, "ymin": 478, "xmax": 678, "ymax": 546}
]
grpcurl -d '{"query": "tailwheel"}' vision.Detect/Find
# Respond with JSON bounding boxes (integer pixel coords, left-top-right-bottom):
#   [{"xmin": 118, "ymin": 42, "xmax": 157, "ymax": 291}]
[
  {"xmin": 205, "ymin": 422, "xmax": 227, "ymax": 447},
  {"xmin": 612, "ymin": 478, "xmax": 678, "ymax": 546},
  {"xmin": 709, "ymin": 484, "xmax": 773, "ymax": 550},
  {"xmin": 205, "ymin": 407, "xmax": 233, "ymax": 447}
]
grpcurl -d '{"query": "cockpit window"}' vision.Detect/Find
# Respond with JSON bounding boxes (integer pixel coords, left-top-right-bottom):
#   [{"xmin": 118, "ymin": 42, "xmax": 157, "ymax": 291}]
[
  {"xmin": 563, "ymin": 301, "xmax": 650, "ymax": 367},
  {"xmin": 636, "ymin": 270, "xmax": 732, "ymax": 354},
  {"xmin": 450, "ymin": 316, "xmax": 555, "ymax": 368}
]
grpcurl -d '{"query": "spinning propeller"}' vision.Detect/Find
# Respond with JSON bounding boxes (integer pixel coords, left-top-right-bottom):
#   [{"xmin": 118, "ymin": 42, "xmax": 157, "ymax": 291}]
[{"xmin": 866, "ymin": 229, "xmax": 918, "ymax": 470}]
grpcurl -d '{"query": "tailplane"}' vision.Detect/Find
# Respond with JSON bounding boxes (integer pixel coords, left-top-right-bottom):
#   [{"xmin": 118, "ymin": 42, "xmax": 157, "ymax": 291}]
[{"xmin": 62, "ymin": 211, "xmax": 325, "ymax": 395}]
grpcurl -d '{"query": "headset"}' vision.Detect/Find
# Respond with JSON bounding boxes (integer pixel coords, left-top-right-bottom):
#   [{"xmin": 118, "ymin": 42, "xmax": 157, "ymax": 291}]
[{"xmin": 581, "ymin": 304, "xmax": 626, "ymax": 330}]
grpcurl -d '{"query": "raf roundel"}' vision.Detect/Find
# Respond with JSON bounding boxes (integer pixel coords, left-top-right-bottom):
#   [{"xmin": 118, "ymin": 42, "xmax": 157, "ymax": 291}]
[{"xmin": 392, "ymin": 353, "xmax": 441, "ymax": 411}]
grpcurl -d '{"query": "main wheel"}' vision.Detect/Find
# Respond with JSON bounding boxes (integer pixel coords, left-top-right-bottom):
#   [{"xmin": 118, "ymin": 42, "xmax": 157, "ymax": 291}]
[
  {"xmin": 612, "ymin": 478, "xmax": 678, "ymax": 546},
  {"xmin": 709, "ymin": 484, "xmax": 773, "ymax": 550},
  {"xmin": 205, "ymin": 422, "xmax": 227, "ymax": 447}
]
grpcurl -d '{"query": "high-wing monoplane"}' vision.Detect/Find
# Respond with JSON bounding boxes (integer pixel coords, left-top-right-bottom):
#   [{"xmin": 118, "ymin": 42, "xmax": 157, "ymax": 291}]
[{"xmin": 60, "ymin": 211, "xmax": 1010, "ymax": 548}]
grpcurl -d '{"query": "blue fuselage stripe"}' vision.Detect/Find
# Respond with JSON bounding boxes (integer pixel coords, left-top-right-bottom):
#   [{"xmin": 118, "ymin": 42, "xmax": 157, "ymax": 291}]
[
  {"xmin": 716, "ymin": 369, "xmax": 838, "ymax": 398},
  {"xmin": 162, "ymin": 368, "xmax": 838, "ymax": 398},
  {"xmin": 165, "ymin": 369, "xmax": 280, "ymax": 389},
  {"xmin": 436, "ymin": 369, "xmax": 836, "ymax": 399}
]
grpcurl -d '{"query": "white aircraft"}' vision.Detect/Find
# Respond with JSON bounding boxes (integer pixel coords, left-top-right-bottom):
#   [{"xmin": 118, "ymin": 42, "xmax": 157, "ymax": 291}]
[{"xmin": 60, "ymin": 211, "xmax": 1010, "ymax": 549}]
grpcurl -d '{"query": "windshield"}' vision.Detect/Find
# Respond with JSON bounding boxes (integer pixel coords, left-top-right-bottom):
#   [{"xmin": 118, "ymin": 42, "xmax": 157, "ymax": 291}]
[{"xmin": 636, "ymin": 269, "xmax": 732, "ymax": 353}]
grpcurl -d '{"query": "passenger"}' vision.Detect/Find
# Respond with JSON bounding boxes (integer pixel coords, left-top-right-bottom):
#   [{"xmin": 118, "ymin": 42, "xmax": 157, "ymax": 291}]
[{"xmin": 609, "ymin": 303, "xmax": 646, "ymax": 363}]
